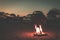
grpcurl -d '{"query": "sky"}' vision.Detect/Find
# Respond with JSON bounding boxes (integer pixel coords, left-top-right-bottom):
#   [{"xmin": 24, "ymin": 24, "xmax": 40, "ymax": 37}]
[{"xmin": 0, "ymin": 0, "xmax": 60, "ymax": 16}]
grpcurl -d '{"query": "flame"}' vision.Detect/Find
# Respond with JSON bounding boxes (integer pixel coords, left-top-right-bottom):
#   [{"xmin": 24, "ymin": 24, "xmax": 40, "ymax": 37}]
[{"xmin": 35, "ymin": 25, "xmax": 45, "ymax": 34}]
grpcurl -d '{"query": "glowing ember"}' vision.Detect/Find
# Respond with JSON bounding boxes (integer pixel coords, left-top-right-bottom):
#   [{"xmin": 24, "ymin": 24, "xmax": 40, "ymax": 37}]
[{"xmin": 35, "ymin": 25, "xmax": 45, "ymax": 35}]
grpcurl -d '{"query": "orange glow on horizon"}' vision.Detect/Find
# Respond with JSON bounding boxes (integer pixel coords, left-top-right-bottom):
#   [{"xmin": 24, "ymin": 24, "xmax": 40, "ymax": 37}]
[
  {"xmin": 0, "ymin": 8, "xmax": 34, "ymax": 16},
  {"xmin": 0, "ymin": 8, "xmax": 48, "ymax": 17}
]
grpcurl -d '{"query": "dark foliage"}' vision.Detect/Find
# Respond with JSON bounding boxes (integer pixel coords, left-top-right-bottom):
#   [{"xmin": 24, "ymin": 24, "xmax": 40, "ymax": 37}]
[{"xmin": 1, "ymin": 9, "xmax": 60, "ymax": 40}]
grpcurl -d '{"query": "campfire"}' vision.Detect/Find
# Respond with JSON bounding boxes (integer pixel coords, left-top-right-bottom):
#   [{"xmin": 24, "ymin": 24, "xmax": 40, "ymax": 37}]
[
  {"xmin": 20, "ymin": 24, "xmax": 55, "ymax": 40},
  {"xmin": 34, "ymin": 25, "xmax": 47, "ymax": 37}
]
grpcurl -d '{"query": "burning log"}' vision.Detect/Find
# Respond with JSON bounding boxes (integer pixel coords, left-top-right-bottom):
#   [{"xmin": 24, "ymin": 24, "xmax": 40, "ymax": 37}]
[
  {"xmin": 34, "ymin": 25, "xmax": 47, "ymax": 37},
  {"xmin": 34, "ymin": 33, "xmax": 47, "ymax": 37}
]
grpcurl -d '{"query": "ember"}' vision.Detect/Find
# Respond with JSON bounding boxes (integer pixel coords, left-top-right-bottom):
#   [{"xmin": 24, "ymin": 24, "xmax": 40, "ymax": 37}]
[{"xmin": 34, "ymin": 25, "xmax": 47, "ymax": 37}]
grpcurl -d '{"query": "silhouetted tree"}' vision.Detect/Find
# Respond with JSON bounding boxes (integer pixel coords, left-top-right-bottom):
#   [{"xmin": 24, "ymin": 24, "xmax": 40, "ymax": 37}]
[
  {"xmin": 47, "ymin": 8, "xmax": 60, "ymax": 20},
  {"xmin": 0, "ymin": 12, "xmax": 9, "ymax": 19},
  {"xmin": 31, "ymin": 11, "xmax": 46, "ymax": 25},
  {"xmin": 10, "ymin": 14, "xmax": 16, "ymax": 17},
  {"xmin": 45, "ymin": 8, "xmax": 60, "ymax": 31},
  {"xmin": 0, "ymin": 12, "xmax": 5, "ymax": 16}
]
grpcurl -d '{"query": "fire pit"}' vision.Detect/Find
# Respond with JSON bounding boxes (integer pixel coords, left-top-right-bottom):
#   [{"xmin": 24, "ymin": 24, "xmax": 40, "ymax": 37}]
[
  {"xmin": 34, "ymin": 33, "xmax": 47, "ymax": 37},
  {"xmin": 34, "ymin": 25, "xmax": 47, "ymax": 37},
  {"xmin": 17, "ymin": 24, "xmax": 56, "ymax": 40}
]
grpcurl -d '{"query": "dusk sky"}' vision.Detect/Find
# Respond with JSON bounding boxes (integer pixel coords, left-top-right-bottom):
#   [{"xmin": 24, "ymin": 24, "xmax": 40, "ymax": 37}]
[{"xmin": 0, "ymin": 0, "xmax": 60, "ymax": 16}]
